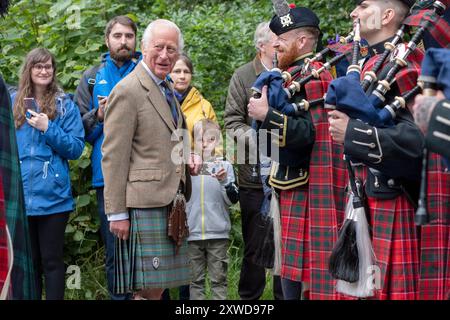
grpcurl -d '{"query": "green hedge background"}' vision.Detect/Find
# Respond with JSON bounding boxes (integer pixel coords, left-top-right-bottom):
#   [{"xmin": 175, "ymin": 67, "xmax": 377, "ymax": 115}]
[{"xmin": 0, "ymin": 0, "xmax": 355, "ymax": 299}]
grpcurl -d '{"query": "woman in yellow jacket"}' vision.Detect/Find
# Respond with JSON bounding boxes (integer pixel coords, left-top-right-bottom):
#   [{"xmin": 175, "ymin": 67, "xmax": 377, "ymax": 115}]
[{"xmin": 170, "ymin": 53, "xmax": 218, "ymax": 141}]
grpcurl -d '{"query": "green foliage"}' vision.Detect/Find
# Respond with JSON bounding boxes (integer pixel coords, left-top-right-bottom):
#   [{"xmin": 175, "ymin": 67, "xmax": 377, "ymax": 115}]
[{"xmin": 0, "ymin": 0, "xmax": 356, "ymax": 299}]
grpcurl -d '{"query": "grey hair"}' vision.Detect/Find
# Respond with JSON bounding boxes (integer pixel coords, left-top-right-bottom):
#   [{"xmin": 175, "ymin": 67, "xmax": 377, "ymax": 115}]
[
  {"xmin": 142, "ymin": 19, "xmax": 184, "ymax": 52},
  {"xmin": 254, "ymin": 22, "xmax": 273, "ymax": 52}
]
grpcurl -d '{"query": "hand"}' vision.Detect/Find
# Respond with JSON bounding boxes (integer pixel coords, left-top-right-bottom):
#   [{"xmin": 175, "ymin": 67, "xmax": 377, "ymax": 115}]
[
  {"xmin": 26, "ymin": 110, "xmax": 49, "ymax": 132},
  {"xmin": 212, "ymin": 167, "xmax": 227, "ymax": 182},
  {"xmin": 97, "ymin": 97, "xmax": 107, "ymax": 122},
  {"xmin": 188, "ymin": 152, "xmax": 202, "ymax": 176},
  {"xmin": 110, "ymin": 219, "xmax": 130, "ymax": 240},
  {"xmin": 248, "ymin": 85, "xmax": 269, "ymax": 121},
  {"xmin": 328, "ymin": 110, "xmax": 350, "ymax": 144},
  {"xmin": 412, "ymin": 93, "xmax": 443, "ymax": 134}
]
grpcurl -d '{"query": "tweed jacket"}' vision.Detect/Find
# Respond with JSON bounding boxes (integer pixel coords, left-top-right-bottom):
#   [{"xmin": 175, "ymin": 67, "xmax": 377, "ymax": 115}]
[{"xmin": 102, "ymin": 62, "xmax": 190, "ymax": 215}]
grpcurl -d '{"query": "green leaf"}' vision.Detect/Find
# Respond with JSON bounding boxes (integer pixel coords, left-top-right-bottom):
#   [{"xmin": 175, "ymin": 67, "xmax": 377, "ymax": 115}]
[
  {"xmin": 73, "ymin": 230, "xmax": 84, "ymax": 242},
  {"xmin": 77, "ymin": 195, "xmax": 91, "ymax": 208}
]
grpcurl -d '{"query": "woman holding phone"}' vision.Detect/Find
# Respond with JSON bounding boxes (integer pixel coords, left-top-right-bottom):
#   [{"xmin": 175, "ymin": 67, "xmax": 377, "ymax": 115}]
[{"xmin": 11, "ymin": 48, "xmax": 84, "ymax": 300}]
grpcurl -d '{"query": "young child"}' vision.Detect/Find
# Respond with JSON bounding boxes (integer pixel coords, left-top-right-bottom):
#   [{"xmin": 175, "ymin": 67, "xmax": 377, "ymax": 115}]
[{"xmin": 187, "ymin": 119, "xmax": 239, "ymax": 300}]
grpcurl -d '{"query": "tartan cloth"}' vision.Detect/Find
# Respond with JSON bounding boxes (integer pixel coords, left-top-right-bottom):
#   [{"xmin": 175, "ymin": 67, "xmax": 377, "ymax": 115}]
[
  {"xmin": 279, "ymin": 187, "xmax": 309, "ymax": 283},
  {"xmin": 336, "ymin": 165, "xmax": 420, "ymax": 300},
  {"xmin": 114, "ymin": 207, "xmax": 190, "ymax": 294},
  {"xmin": 418, "ymin": 152, "xmax": 450, "ymax": 300},
  {"xmin": 0, "ymin": 76, "xmax": 37, "ymax": 300},
  {"xmin": 361, "ymin": 47, "xmax": 424, "ymax": 99},
  {"xmin": 307, "ymin": 101, "xmax": 348, "ymax": 300},
  {"xmin": 278, "ymin": 64, "xmax": 349, "ymax": 300},
  {"xmin": 404, "ymin": 8, "xmax": 450, "ymax": 48},
  {"xmin": 0, "ymin": 178, "xmax": 8, "ymax": 291},
  {"xmin": 288, "ymin": 61, "xmax": 334, "ymax": 101}
]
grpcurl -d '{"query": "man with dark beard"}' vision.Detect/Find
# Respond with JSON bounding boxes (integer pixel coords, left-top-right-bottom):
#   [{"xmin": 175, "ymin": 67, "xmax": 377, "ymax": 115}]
[
  {"xmin": 74, "ymin": 15, "xmax": 141, "ymax": 300},
  {"xmin": 248, "ymin": 4, "xmax": 343, "ymax": 300}
]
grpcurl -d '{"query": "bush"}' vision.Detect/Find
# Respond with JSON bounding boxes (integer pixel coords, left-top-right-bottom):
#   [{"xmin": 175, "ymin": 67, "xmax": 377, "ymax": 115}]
[{"xmin": 0, "ymin": 0, "xmax": 355, "ymax": 299}]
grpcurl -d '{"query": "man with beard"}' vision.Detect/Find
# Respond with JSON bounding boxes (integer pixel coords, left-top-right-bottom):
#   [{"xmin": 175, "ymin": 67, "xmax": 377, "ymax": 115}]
[
  {"xmin": 74, "ymin": 15, "xmax": 141, "ymax": 300},
  {"xmin": 248, "ymin": 5, "xmax": 342, "ymax": 300}
]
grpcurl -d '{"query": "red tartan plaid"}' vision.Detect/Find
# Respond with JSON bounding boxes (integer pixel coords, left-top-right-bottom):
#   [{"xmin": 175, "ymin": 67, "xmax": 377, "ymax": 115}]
[
  {"xmin": 405, "ymin": 9, "xmax": 450, "ymax": 48},
  {"xmin": 279, "ymin": 187, "xmax": 310, "ymax": 283},
  {"xmin": 288, "ymin": 61, "xmax": 335, "ymax": 101},
  {"xmin": 342, "ymin": 166, "xmax": 420, "ymax": 300},
  {"xmin": 0, "ymin": 177, "xmax": 8, "ymax": 290},
  {"xmin": 419, "ymin": 152, "xmax": 450, "ymax": 300},
  {"xmin": 362, "ymin": 46, "xmax": 423, "ymax": 102},
  {"xmin": 307, "ymin": 91, "xmax": 349, "ymax": 300}
]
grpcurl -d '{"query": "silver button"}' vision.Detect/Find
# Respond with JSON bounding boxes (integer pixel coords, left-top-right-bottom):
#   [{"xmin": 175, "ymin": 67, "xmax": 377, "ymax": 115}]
[
  {"xmin": 369, "ymin": 143, "xmax": 376, "ymax": 149},
  {"xmin": 20, "ymin": 161, "xmax": 23, "ymax": 164},
  {"xmin": 388, "ymin": 179, "xmax": 395, "ymax": 187},
  {"xmin": 55, "ymin": 174, "xmax": 59, "ymax": 177},
  {"xmin": 367, "ymin": 129, "xmax": 373, "ymax": 136}
]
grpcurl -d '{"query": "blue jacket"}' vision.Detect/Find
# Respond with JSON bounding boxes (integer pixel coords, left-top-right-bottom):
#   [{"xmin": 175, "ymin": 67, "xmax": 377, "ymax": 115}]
[
  {"xmin": 13, "ymin": 93, "xmax": 85, "ymax": 216},
  {"xmin": 74, "ymin": 52, "xmax": 142, "ymax": 188}
]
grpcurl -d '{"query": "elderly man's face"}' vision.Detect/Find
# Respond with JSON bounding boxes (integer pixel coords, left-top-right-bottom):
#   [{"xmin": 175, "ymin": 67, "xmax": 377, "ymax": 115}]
[{"xmin": 143, "ymin": 26, "xmax": 179, "ymax": 79}]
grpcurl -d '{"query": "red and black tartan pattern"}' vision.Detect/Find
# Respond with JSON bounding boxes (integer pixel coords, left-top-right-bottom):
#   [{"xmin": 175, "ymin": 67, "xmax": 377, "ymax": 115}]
[
  {"xmin": 279, "ymin": 187, "xmax": 310, "ymax": 283},
  {"xmin": 419, "ymin": 152, "xmax": 450, "ymax": 300},
  {"xmin": 362, "ymin": 47, "xmax": 423, "ymax": 102},
  {"xmin": 404, "ymin": 9, "xmax": 450, "ymax": 48},
  {"xmin": 279, "ymin": 64, "xmax": 350, "ymax": 299},
  {"xmin": 307, "ymin": 82, "xmax": 348, "ymax": 300},
  {"xmin": 0, "ymin": 177, "xmax": 8, "ymax": 291},
  {"xmin": 338, "ymin": 166, "xmax": 420, "ymax": 300}
]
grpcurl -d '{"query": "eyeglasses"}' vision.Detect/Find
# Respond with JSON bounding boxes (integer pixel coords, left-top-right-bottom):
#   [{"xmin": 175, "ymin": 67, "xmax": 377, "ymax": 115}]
[{"xmin": 32, "ymin": 64, "xmax": 54, "ymax": 72}]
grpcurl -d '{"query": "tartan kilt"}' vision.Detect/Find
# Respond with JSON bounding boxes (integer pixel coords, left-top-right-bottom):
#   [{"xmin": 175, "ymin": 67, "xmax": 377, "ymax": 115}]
[
  {"xmin": 307, "ymin": 104, "xmax": 348, "ymax": 300},
  {"xmin": 419, "ymin": 153, "xmax": 450, "ymax": 300},
  {"xmin": 114, "ymin": 207, "xmax": 190, "ymax": 294},
  {"xmin": 279, "ymin": 186, "xmax": 310, "ymax": 283},
  {"xmin": 340, "ymin": 165, "xmax": 420, "ymax": 300}
]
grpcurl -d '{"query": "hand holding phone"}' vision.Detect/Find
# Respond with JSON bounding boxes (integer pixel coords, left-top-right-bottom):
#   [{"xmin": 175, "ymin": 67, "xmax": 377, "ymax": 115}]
[
  {"xmin": 24, "ymin": 97, "xmax": 40, "ymax": 119},
  {"xmin": 96, "ymin": 95, "xmax": 108, "ymax": 122}
]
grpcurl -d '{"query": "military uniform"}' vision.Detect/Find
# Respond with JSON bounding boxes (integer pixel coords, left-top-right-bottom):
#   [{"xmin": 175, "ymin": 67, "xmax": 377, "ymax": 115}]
[
  {"xmin": 341, "ymin": 41, "xmax": 424, "ymax": 299},
  {"xmin": 261, "ymin": 5, "xmax": 347, "ymax": 299}
]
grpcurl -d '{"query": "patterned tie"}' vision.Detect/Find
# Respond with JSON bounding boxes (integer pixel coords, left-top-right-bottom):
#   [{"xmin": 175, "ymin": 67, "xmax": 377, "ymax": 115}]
[{"xmin": 161, "ymin": 81, "xmax": 178, "ymax": 125}]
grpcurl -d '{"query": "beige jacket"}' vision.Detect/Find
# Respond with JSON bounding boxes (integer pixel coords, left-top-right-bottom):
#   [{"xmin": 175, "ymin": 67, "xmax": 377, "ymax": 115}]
[{"xmin": 102, "ymin": 62, "xmax": 190, "ymax": 215}]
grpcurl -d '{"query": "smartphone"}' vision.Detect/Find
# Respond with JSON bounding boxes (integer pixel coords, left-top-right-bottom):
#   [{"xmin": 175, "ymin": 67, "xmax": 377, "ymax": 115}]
[{"xmin": 24, "ymin": 97, "xmax": 39, "ymax": 119}]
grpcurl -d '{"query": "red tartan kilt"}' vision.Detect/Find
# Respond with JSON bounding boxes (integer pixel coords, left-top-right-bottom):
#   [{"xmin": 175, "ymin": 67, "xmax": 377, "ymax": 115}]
[
  {"xmin": 279, "ymin": 186, "xmax": 310, "ymax": 282},
  {"xmin": 367, "ymin": 195, "xmax": 420, "ymax": 300},
  {"xmin": 419, "ymin": 153, "xmax": 450, "ymax": 300}
]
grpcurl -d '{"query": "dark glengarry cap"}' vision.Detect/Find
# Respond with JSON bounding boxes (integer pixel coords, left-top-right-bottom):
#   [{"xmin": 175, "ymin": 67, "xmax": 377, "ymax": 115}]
[
  {"xmin": 355, "ymin": 0, "xmax": 416, "ymax": 8},
  {"xmin": 269, "ymin": 5, "xmax": 321, "ymax": 36}
]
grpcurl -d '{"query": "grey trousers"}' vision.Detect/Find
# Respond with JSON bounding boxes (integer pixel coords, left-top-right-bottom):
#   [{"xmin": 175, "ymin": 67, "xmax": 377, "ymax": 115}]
[{"xmin": 188, "ymin": 239, "xmax": 229, "ymax": 300}]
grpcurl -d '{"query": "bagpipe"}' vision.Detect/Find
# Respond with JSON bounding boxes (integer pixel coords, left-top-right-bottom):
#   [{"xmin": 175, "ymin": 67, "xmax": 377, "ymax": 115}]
[
  {"xmin": 325, "ymin": 0, "xmax": 447, "ymax": 127},
  {"xmin": 251, "ymin": 31, "xmax": 355, "ymax": 117}
]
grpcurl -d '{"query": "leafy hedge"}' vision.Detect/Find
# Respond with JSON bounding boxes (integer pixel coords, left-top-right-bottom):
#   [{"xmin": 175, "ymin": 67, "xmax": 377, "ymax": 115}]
[{"xmin": 0, "ymin": 0, "xmax": 355, "ymax": 298}]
